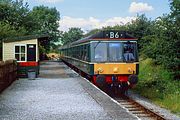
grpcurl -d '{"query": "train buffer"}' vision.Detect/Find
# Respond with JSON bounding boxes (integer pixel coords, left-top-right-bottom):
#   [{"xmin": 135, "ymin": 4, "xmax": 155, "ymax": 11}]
[{"xmin": 0, "ymin": 61, "xmax": 138, "ymax": 120}]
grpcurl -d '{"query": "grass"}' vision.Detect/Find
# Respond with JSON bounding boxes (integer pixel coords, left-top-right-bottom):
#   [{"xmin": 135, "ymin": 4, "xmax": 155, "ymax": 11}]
[{"xmin": 134, "ymin": 58, "xmax": 180, "ymax": 115}]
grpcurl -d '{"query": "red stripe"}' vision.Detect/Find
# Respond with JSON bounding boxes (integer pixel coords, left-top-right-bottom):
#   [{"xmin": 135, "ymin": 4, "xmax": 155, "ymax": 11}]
[{"xmin": 18, "ymin": 62, "xmax": 38, "ymax": 66}]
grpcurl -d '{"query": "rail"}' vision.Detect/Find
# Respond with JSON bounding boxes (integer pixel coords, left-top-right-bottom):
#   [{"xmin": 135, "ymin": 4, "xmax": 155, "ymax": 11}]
[
  {"xmin": 0, "ymin": 59, "xmax": 17, "ymax": 92},
  {"xmin": 113, "ymin": 95, "xmax": 167, "ymax": 120}
]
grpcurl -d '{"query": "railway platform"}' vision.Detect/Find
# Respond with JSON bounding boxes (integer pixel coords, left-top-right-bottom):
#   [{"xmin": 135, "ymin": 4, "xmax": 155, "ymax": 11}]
[{"xmin": 0, "ymin": 61, "xmax": 137, "ymax": 120}]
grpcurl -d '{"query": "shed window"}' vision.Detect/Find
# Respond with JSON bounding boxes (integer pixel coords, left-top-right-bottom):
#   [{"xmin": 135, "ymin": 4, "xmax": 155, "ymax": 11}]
[{"xmin": 15, "ymin": 45, "xmax": 26, "ymax": 61}]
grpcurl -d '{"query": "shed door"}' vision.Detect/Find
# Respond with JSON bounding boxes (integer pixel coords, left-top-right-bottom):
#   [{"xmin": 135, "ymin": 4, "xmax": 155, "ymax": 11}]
[{"xmin": 27, "ymin": 44, "xmax": 36, "ymax": 61}]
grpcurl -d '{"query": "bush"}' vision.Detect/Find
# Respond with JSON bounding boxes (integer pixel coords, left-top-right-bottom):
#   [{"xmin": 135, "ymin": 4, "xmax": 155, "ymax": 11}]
[{"xmin": 135, "ymin": 58, "xmax": 180, "ymax": 114}]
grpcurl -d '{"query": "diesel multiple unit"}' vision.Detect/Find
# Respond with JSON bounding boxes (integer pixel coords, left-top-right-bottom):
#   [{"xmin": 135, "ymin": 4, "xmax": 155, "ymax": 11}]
[{"xmin": 60, "ymin": 31, "xmax": 139, "ymax": 93}]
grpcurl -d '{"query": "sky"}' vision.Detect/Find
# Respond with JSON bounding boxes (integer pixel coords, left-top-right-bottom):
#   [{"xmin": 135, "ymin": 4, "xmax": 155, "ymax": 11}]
[{"xmin": 24, "ymin": 0, "xmax": 171, "ymax": 32}]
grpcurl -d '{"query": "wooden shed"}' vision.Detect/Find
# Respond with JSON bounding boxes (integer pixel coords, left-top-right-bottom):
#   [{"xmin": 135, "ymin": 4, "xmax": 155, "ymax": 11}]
[{"xmin": 2, "ymin": 35, "xmax": 49, "ymax": 77}]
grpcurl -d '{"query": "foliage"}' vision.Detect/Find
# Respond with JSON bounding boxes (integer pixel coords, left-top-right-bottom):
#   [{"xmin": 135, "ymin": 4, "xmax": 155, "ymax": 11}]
[
  {"xmin": 135, "ymin": 58, "xmax": 180, "ymax": 114},
  {"xmin": 140, "ymin": 0, "xmax": 179, "ymax": 79},
  {"xmin": 0, "ymin": 21, "xmax": 26, "ymax": 60},
  {"xmin": 0, "ymin": 22, "xmax": 26, "ymax": 40},
  {"xmin": 0, "ymin": 0, "xmax": 29, "ymax": 46},
  {"xmin": 170, "ymin": 0, "xmax": 180, "ymax": 26},
  {"xmin": 137, "ymin": 58, "xmax": 173, "ymax": 93},
  {"xmin": 0, "ymin": 0, "xmax": 29, "ymax": 30},
  {"xmin": 49, "ymin": 44, "xmax": 62, "ymax": 53},
  {"xmin": 61, "ymin": 28, "xmax": 84, "ymax": 45},
  {"xmin": 27, "ymin": 5, "xmax": 60, "ymax": 43},
  {"xmin": 84, "ymin": 29, "xmax": 101, "ymax": 37},
  {"xmin": 141, "ymin": 13, "xmax": 180, "ymax": 78}
]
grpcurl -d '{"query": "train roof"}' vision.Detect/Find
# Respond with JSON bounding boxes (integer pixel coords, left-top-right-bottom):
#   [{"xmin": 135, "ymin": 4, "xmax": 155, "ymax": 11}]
[{"xmin": 72, "ymin": 31, "xmax": 137, "ymax": 45}]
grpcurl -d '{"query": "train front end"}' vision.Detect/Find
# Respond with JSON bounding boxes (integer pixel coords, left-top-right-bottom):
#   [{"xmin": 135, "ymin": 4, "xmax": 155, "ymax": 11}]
[{"xmin": 90, "ymin": 31, "xmax": 139, "ymax": 92}]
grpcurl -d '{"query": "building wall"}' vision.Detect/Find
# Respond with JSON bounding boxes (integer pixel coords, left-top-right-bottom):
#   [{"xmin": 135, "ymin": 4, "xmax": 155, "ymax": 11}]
[{"xmin": 3, "ymin": 39, "xmax": 38, "ymax": 61}]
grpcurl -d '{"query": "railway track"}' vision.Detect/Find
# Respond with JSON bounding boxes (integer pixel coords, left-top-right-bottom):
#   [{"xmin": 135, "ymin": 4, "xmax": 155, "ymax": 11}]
[{"xmin": 113, "ymin": 94, "xmax": 167, "ymax": 120}]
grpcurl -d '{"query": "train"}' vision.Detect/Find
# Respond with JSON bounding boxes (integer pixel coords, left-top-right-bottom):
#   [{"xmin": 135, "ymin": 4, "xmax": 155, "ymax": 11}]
[{"xmin": 59, "ymin": 30, "xmax": 139, "ymax": 93}]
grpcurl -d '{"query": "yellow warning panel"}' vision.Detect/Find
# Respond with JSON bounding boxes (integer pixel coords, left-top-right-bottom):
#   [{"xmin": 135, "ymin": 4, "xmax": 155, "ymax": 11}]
[{"xmin": 94, "ymin": 63, "xmax": 137, "ymax": 74}]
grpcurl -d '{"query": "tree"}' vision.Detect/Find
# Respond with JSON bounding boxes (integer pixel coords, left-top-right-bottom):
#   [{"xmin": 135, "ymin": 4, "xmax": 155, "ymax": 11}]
[
  {"xmin": 0, "ymin": 21, "xmax": 27, "ymax": 60},
  {"xmin": 84, "ymin": 29, "xmax": 100, "ymax": 37},
  {"xmin": 167, "ymin": 0, "xmax": 180, "ymax": 78},
  {"xmin": 170, "ymin": 0, "xmax": 180, "ymax": 26},
  {"xmin": 61, "ymin": 28, "xmax": 84, "ymax": 45},
  {"xmin": 0, "ymin": 22, "xmax": 26, "ymax": 40},
  {"xmin": 141, "ymin": 0, "xmax": 180, "ymax": 79},
  {"xmin": 0, "ymin": 0, "xmax": 29, "ymax": 30},
  {"xmin": 0, "ymin": 0, "xmax": 29, "ymax": 60},
  {"xmin": 126, "ymin": 14, "xmax": 153, "ymax": 51},
  {"xmin": 28, "ymin": 6, "xmax": 60, "ymax": 43},
  {"xmin": 0, "ymin": 0, "xmax": 29, "ymax": 40}
]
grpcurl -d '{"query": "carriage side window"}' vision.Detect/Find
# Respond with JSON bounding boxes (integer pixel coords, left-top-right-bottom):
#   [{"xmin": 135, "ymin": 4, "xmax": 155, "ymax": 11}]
[
  {"xmin": 15, "ymin": 45, "xmax": 26, "ymax": 61},
  {"xmin": 85, "ymin": 44, "xmax": 89, "ymax": 61},
  {"xmin": 82, "ymin": 45, "xmax": 86, "ymax": 61},
  {"xmin": 84, "ymin": 44, "xmax": 90, "ymax": 61}
]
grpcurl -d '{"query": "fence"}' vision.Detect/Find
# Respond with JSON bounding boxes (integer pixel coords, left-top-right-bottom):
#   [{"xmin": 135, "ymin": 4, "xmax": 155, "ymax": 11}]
[{"xmin": 0, "ymin": 59, "xmax": 17, "ymax": 92}]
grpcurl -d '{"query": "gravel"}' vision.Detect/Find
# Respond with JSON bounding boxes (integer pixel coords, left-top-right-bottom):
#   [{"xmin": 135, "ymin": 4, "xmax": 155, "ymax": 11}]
[{"xmin": 0, "ymin": 78, "xmax": 112, "ymax": 120}]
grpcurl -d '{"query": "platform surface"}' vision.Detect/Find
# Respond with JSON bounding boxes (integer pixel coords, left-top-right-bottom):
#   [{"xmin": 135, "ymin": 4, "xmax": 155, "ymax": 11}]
[{"xmin": 0, "ymin": 61, "xmax": 137, "ymax": 120}]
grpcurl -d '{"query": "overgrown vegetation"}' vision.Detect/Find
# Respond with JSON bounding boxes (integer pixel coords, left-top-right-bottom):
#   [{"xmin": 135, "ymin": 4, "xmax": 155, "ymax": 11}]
[
  {"xmin": 60, "ymin": 27, "xmax": 84, "ymax": 45},
  {"xmin": 136, "ymin": 58, "xmax": 180, "ymax": 114}
]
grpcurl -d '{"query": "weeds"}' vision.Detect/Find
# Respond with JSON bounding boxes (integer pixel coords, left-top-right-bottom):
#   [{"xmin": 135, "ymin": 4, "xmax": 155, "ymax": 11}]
[{"xmin": 134, "ymin": 58, "xmax": 180, "ymax": 115}]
